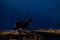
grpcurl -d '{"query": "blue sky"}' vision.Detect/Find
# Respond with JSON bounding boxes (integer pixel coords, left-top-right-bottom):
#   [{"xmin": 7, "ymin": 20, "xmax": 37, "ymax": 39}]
[{"xmin": 0, "ymin": 0, "xmax": 60, "ymax": 31}]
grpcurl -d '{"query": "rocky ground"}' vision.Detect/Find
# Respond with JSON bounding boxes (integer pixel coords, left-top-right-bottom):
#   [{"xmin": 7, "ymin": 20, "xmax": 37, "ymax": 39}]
[{"xmin": 0, "ymin": 30, "xmax": 60, "ymax": 40}]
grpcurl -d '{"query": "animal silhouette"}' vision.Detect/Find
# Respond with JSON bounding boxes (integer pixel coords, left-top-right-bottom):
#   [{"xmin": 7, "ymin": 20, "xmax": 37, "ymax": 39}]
[{"xmin": 14, "ymin": 17, "xmax": 32, "ymax": 30}]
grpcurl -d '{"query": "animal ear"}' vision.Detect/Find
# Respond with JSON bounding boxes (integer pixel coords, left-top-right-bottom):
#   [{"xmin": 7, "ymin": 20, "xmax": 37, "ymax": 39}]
[{"xmin": 26, "ymin": 17, "xmax": 32, "ymax": 22}]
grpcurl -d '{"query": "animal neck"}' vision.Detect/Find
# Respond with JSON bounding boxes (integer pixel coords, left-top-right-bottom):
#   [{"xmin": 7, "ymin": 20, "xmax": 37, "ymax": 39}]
[{"xmin": 27, "ymin": 21, "xmax": 30, "ymax": 24}]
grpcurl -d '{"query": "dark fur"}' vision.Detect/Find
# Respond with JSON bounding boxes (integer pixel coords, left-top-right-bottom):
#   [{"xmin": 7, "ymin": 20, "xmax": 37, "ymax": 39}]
[{"xmin": 14, "ymin": 18, "xmax": 32, "ymax": 30}]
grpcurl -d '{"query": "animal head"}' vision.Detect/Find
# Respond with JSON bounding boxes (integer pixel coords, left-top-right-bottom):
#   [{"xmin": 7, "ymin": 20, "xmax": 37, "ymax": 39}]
[{"xmin": 27, "ymin": 17, "xmax": 32, "ymax": 24}]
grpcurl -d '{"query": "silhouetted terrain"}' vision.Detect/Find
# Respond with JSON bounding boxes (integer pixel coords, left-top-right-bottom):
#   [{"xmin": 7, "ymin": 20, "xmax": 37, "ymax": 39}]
[{"xmin": 0, "ymin": 30, "xmax": 60, "ymax": 40}]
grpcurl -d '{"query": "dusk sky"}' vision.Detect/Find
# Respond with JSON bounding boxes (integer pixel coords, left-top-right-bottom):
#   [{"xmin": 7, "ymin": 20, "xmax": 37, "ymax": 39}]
[{"xmin": 0, "ymin": 0, "xmax": 60, "ymax": 31}]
